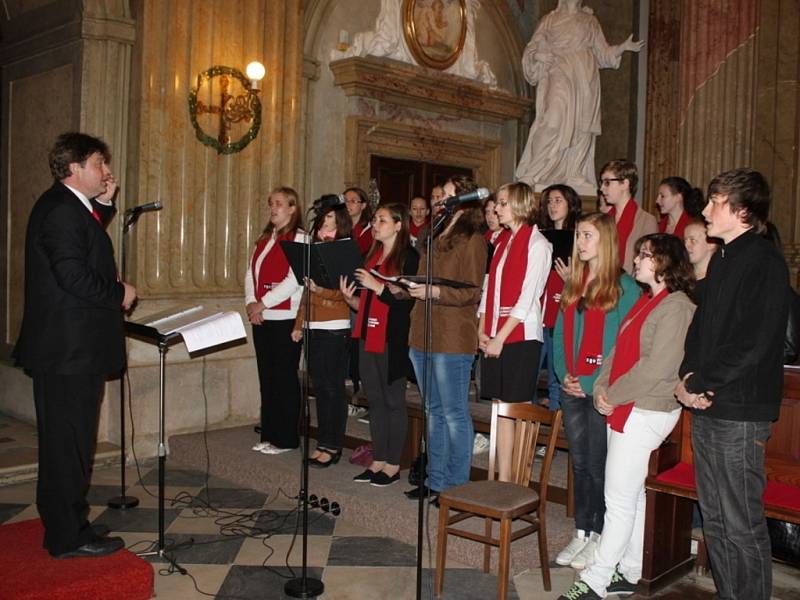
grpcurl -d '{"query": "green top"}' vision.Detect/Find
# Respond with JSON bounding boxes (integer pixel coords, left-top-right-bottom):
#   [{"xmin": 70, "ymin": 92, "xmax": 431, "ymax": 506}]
[{"xmin": 553, "ymin": 273, "xmax": 640, "ymax": 395}]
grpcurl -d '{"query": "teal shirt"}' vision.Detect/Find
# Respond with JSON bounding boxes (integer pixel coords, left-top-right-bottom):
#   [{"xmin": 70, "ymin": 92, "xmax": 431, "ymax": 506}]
[{"xmin": 554, "ymin": 274, "xmax": 640, "ymax": 395}]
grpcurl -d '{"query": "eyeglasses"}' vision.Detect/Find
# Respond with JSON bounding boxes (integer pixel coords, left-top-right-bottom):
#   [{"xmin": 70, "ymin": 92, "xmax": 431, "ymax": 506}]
[
  {"xmin": 637, "ymin": 249, "xmax": 654, "ymax": 259},
  {"xmin": 599, "ymin": 178, "xmax": 624, "ymax": 187}
]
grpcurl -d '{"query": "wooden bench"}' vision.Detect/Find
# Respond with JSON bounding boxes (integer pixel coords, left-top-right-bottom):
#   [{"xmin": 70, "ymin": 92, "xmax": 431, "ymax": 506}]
[{"xmin": 639, "ymin": 367, "xmax": 800, "ymax": 595}]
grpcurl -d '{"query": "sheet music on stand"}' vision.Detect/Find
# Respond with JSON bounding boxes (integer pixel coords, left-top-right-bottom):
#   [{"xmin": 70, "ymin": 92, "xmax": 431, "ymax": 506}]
[{"xmin": 129, "ymin": 305, "xmax": 246, "ymax": 353}]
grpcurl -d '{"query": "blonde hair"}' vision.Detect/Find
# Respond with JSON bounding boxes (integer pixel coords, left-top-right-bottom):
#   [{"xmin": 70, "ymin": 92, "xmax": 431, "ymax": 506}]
[
  {"xmin": 259, "ymin": 187, "xmax": 302, "ymax": 242},
  {"xmin": 497, "ymin": 181, "xmax": 537, "ymax": 225},
  {"xmin": 560, "ymin": 212, "xmax": 623, "ymax": 312}
]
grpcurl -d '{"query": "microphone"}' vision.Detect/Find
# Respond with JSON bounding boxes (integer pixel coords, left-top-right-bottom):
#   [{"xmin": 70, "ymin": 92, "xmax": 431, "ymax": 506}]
[
  {"xmin": 442, "ymin": 187, "xmax": 490, "ymax": 208},
  {"xmin": 311, "ymin": 194, "xmax": 346, "ymax": 213},
  {"xmin": 125, "ymin": 201, "xmax": 163, "ymax": 215}
]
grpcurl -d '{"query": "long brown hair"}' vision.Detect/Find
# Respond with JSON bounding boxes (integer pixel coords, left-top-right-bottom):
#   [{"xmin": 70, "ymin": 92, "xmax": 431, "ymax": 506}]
[
  {"xmin": 437, "ymin": 174, "xmax": 483, "ymax": 250},
  {"xmin": 310, "ymin": 201, "xmax": 352, "ymax": 241},
  {"xmin": 258, "ymin": 186, "xmax": 303, "ymax": 242},
  {"xmin": 560, "ymin": 212, "xmax": 624, "ymax": 312},
  {"xmin": 366, "ymin": 203, "xmax": 411, "ymax": 275}
]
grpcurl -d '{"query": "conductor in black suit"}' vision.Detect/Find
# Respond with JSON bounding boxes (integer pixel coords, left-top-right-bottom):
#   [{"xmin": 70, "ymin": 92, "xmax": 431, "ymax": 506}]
[{"xmin": 14, "ymin": 132, "xmax": 137, "ymax": 558}]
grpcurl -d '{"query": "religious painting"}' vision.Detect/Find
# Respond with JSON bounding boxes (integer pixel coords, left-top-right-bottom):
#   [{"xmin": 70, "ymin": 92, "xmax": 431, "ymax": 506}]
[{"xmin": 403, "ymin": 0, "xmax": 467, "ymax": 70}]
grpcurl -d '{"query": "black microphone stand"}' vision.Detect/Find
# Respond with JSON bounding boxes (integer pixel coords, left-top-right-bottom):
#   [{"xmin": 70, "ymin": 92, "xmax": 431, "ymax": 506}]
[
  {"xmin": 107, "ymin": 208, "xmax": 143, "ymax": 510},
  {"xmin": 285, "ymin": 209, "xmax": 324, "ymax": 599},
  {"xmin": 414, "ymin": 204, "xmax": 456, "ymax": 600}
]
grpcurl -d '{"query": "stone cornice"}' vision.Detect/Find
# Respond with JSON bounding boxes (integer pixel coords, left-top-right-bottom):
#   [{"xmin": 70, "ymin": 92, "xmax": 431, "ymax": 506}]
[{"xmin": 330, "ymin": 56, "xmax": 531, "ymax": 124}]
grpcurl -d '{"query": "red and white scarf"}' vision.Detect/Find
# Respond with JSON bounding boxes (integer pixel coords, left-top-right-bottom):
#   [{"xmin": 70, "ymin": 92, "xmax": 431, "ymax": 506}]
[
  {"xmin": 606, "ymin": 288, "xmax": 669, "ymax": 432},
  {"xmin": 352, "ymin": 248, "xmax": 391, "ymax": 353},
  {"xmin": 252, "ymin": 230, "xmax": 296, "ymax": 311},
  {"xmin": 562, "ymin": 269, "xmax": 606, "ymax": 377},
  {"xmin": 484, "ymin": 224, "xmax": 535, "ymax": 344}
]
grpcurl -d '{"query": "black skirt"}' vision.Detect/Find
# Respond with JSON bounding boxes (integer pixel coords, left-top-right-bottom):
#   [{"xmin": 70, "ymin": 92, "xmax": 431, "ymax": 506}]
[{"xmin": 480, "ymin": 339, "xmax": 542, "ymax": 403}]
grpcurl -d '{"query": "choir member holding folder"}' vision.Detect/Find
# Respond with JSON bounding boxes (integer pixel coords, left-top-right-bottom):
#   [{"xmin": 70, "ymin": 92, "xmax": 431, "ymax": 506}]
[
  {"xmin": 340, "ymin": 203, "xmax": 419, "ymax": 487},
  {"xmin": 403, "ymin": 175, "xmax": 488, "ymax": 502},
  {"xmin": 559, "ymin": 233, "xmax": 695, "ymax": 600},
  {"xmin": 245, "ymin": 187, "xmax": 306, "ymax": 455},
  {"xmin": 294, "ymin": 201, "xmax": 353, "ymax": 468}
]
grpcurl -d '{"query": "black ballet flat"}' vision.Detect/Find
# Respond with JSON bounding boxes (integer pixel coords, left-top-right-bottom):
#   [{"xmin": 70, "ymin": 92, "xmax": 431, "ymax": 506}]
[{"xmin": 309, "ymin": 448, "xmax": 342, "ymax": 469}]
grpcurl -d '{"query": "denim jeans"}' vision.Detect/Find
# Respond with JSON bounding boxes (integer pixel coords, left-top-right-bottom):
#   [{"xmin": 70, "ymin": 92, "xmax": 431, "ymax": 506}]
[
  {"xmin": 533, "ymin": 327, "xmax": 561, "ymax": 409},
  {"xmin": 692, "ymin": 416, "xmax": 772, "ymax": 600},
  {"xmin": 561, "ymin": 392, "xmax": 607, "ymax": 535},
  {"xmin": 409, "ymin": 348, "xmax": 474, "ymax": 492},
  {"xmin": 581, "ymin": 408, "xmax": 681, "ymax": 596}
]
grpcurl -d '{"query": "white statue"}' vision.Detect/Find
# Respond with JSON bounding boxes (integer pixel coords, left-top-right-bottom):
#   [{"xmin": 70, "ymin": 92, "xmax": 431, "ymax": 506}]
[
  {"xmin": 331, "ymin": 0, "xmax": 497, "ymax": 88},
  {"xmin": 515, "ymin": 0, "xmax": 644, "ymax": 194}
]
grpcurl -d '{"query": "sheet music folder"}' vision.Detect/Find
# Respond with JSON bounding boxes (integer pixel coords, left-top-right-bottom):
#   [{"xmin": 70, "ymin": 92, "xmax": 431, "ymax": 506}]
[
  {"xmin": 125, "ymin": 305, "xmax": 247, "ymax": 353},
  {"xmin": 280, "ymin": 239, "xmax": 363, "ymax": 289},
  {"xmin": 368, "ymin": 270, "xmax": 477, "ymax": 289}
]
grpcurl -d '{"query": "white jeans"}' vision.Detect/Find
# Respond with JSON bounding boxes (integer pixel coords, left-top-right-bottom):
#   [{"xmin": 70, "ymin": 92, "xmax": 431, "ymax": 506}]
[{"xmin": 581, "ymin": 407, "xmax": 681, "ymax": 597}]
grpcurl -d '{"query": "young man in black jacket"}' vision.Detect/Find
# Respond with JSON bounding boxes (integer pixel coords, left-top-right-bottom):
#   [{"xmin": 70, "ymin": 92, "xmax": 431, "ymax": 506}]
[{"xmin": 676, "ymin": 168, "xmax": 789, "ymax": 600}]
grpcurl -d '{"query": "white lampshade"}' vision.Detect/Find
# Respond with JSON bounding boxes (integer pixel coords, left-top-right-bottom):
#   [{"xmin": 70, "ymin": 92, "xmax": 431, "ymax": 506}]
[{"xmin": 245, "ymin": 61, "xmax": 266, "ymax": 81}]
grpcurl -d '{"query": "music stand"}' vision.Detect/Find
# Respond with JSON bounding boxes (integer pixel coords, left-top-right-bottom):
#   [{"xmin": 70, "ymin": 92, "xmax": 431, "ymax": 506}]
[{"xmin": 123, "ymin": 319, "xmax": 189, "ymax": 572}]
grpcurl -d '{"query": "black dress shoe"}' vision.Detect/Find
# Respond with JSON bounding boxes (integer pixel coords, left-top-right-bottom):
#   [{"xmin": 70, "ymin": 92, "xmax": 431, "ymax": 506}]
[
  {"xmin": 53, "ymin": 536, "xmax": 125, "ymax": 559},
  {"xmin": 404, "ymin": 485, "xmax": 440, "ymax": 500},
  {"xmin": 370, "ymin": 472, "xmax": 400, "ymax": 487},
  {"xmin": 309, "ymin": 448, "xmax": 342, "ymax": 469},
  {"xmin": 353, "ymin": 469, "xmax": 375, "ymax": 483}
]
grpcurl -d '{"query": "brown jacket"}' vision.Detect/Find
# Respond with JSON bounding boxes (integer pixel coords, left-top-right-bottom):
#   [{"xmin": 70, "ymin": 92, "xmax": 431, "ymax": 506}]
[
  {"xmin": 408, "ymin": 231, "xmax": 488, "ymax": 354},
  {"xmin": 620, "ymin": 204, "xmax": 658, "ymax": 275},
  {"xmin": 593, "ymin": 291, "xmax": 695, "ymax": 412},
  {"xmin": 294, "ymin": 286, "xmax": 349, "ymax": 329}
]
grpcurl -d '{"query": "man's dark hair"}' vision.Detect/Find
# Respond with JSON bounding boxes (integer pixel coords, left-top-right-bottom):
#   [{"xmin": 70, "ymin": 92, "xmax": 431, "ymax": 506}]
[
  {"xmin": 707, "ymin": 168, "xmax": 770, "ymax": 232},
  {"xmin": 599, "ymin": 159, "xmax": 639, "ymax": 198},
  {"xmin": 48, "ymin": 132, "xmax": 111, "ymax": 181}
]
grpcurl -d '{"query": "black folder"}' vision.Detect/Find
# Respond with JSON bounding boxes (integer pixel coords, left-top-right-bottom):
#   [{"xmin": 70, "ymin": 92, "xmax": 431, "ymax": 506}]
[{"xmin": 280, "ymin": 239, "xmax": 364, "ymax": 289}]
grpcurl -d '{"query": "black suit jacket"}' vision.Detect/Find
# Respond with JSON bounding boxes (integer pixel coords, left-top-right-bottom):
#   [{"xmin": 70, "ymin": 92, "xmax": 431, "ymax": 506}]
[{"xmin": 14, "ymin": 181, "xmax": 126, "ymax": 375}]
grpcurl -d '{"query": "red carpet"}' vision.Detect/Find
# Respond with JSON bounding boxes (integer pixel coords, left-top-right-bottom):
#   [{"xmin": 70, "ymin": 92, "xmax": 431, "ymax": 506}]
[{"xmin": 0, "ymin": 519, "xmax": 153, "ymax": 600}]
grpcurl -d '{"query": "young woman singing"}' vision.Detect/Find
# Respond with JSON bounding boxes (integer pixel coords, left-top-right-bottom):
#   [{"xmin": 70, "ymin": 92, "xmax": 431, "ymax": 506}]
[{"xmin": 340, "ymin": 203, "xmax": 419, "ymax": 487}]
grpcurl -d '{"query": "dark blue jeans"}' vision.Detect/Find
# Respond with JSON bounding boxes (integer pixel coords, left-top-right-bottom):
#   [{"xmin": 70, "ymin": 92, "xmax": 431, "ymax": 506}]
[
  {"xmin": 692, "ymin": 416, "xmax": 772, "ymax": 600},
  {"xmin": 533, "ymin": 327, "xmax": 561, "ymax": 409},
  {"xmin": 561, "ymin": 392, "xmax": 607, "ymax": 535}
]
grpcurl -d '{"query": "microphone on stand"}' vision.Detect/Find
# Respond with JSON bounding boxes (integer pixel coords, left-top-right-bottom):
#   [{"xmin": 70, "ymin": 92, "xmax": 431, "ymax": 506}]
[
  {"xmin": 442, "ymin": 187, "xmax": 491, "ymax": 208},
  {"xmin": 124, "ymin": 200, "xmax": 163, "ymax": 216}
]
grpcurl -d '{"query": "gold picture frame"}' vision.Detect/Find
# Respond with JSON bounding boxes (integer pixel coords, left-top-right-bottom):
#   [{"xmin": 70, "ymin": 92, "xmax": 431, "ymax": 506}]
[{"xmin": 403, "ymin": 0, "xmax": 467, "ymax": 70}]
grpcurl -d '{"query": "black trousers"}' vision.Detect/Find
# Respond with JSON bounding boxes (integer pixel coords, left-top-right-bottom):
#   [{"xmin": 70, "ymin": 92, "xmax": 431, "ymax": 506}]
[
  {"xmin": 252, "ymin": 320, "xmax": 302, "ymax": 449},
  {"xmin": 33, "ymin": 371, "xmax": 104, "ymax": 555},
  {"xmin": 359, "ymin": 341, "xmax": 407, "ymax": 464},
  {"xmin": 308, "ymin": 329, "xmax": 350, "ymax": 450}
]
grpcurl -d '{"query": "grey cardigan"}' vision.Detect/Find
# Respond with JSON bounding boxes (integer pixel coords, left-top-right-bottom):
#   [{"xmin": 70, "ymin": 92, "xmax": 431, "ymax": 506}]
[{"xmin": 593, "ymin": 291, "xmax": 695, "ymax": 413}]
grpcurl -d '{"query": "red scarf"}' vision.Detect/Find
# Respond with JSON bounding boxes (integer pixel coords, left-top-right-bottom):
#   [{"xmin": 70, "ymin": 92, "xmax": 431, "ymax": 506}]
[
  {"xmin": 484, "ymin": 225, "xmax": 535, "ymax": 344},
  {"xmin": 410, "ymin": 220, "xmax": 428, "ymax": 238},
  {"xmin": 252, "ymin": 231, "xmax": 295, "ymax": 311},
  {"xmin": 352, "ymin": 248, "xmax": 391, "ymax": 352},
  {"xmin": 353, "ymin": 222, "xmax": 373, "ymax": 255},
  {"xmin": 542, "ymin": 269, "xmax": 565, "ymax": 328},
  {"xmin": 610, "ymin": 200, "xmax": 637, "ymax": 266},
  {"xmin": 658, "ymin": 211, "xmax": 691, "ymax": 239},
  {"xmin": 606, "ymin": 288, "xmax": 669, "ymax": 432}
]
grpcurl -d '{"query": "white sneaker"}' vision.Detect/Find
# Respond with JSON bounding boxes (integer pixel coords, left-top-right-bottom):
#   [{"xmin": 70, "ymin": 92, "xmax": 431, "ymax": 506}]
[
  {"xmin": 570, "ymin": 531, "xmax": 600, "ymax": 569},
  {"xmin": 472, "ymin": 433, "xmax": 490, "ymax": 454},
  {"xmin": 252, "ymin": 442, "xmax": 272, "ymax": 452},
  {"xmin": 556, "ymin": 529, "xmax": 589, "ymax": 566},
  {"xmin": 260, "ymin": 445, "xmax": 293, "ymax": 455},
  {"xmin": 535, "ymin": 445, "xmax": 546, "ymax": 458},
  {"xmin": 348, "ymin": 404, "xmax": 367, "ymax": 417}
]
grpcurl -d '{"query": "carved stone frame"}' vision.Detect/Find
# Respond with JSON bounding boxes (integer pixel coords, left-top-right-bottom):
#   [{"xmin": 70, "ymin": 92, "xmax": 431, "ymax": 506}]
[
  {"xmin": 403, "ymin": 0, "xmax": 467, "ymax": 70},
  {"xmin": 343, "ymin": 116, "xmax": 501, "ymax": 191}
]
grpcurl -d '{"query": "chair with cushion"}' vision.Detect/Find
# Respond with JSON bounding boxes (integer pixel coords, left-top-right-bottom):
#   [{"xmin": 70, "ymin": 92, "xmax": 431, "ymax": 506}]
[{"xmin": 434, "ymin": 400, "xmax": 563, "ymax": 599}]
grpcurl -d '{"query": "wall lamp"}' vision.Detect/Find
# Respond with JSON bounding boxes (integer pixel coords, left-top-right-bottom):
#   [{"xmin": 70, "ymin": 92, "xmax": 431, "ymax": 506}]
[{"xmin": 188, "ymin": 61, "xmax": 265, "ymax": 154}]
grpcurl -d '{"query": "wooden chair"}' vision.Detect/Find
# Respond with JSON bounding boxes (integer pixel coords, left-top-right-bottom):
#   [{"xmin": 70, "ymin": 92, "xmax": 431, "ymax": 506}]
[{"xmin": 434, "ymin": 401, "xmax": 563, "ymax": 599}]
